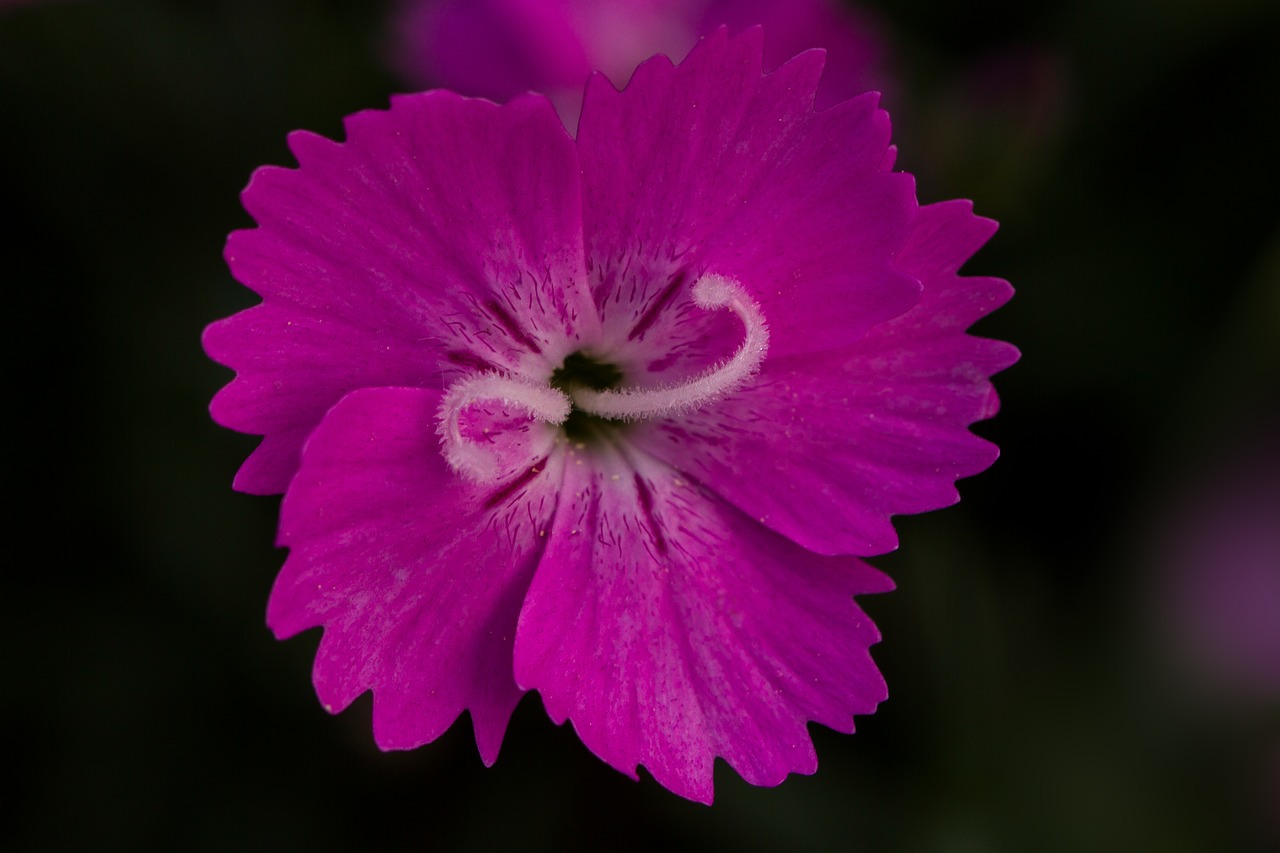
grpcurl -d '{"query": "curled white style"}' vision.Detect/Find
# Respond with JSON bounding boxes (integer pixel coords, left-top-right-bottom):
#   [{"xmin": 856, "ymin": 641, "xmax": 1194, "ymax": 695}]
[
  {"xmin": 437, "ymin": 273, "xmax": 768, "ymax": 483},
  {"xmin": 437, "ymin": 373, "xmax": 570, "ymax": 482},
  {"xmin": 571, "ymin": 274, "xmax": 770, "ymax": 421}
]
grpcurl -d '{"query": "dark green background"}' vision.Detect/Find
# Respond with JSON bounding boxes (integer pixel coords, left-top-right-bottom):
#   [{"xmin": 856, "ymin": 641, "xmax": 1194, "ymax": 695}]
[{"xmin": 3, "ymin": 1, "xmax": 1278, "ymax": 849}]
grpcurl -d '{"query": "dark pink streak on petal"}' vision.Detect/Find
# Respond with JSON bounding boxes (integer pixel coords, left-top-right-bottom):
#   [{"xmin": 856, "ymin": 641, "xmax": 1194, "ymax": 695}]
[
  {"xmin": 483, "ymin": 456, "xmax": 551, "ymax": 511},
  {"xmin": 484, "ymin": 297, "xmax": 544, "ymax": 355},
  {"xmin": 446, "ymin": 349, "xmax": 502, "ymax": 373},
  {"xmin": 269, "ymin": 387, "xmax": 563, "ymax": 763},
  {"xmin": 627, "ymin": 268, "xmax": 687, "ymax": 343},
  {"xmin": 631, "ymin": 472, "xmax": 669, "ymax": 555}
]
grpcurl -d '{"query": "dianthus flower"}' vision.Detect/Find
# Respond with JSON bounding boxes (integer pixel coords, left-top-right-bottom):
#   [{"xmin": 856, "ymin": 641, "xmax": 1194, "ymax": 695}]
[
  {"xmin": 204, "ymin": 30, "xmax": 1016, "ymax": 802},
  {"xmin": 389, "ymin": 0, "xmax": 888, "ymax": 127}
]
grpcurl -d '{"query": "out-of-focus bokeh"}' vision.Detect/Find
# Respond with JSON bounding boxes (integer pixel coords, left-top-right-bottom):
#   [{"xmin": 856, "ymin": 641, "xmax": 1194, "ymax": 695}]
[
  {"xmin": 3, "ymin": 0, "xmax": 1277, "ymax": 850},
  {"xmin": 389, "ymin": 0, "xmax": 890, "ymax": 127}
]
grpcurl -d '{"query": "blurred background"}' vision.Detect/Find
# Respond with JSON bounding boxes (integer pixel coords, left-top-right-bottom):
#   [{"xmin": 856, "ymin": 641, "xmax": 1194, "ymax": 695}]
[{"xmin": 3, "ymin": 0, "xmax": 1278, "ymax": 849}]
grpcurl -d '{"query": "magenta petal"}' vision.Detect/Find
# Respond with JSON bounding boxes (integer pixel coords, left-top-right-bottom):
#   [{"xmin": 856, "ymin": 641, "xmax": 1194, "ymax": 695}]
[
  {"xmin": 513, "ymin": 451, "xmax": 891, "ymax": 803},
  {"xmin": 268, "ymin": 387, "xmax": 564, "ymax": 763},
  {"xmin": 576, "ymin": 28, "xmax": 920, "ymax": 365},
  {"xmin": 857, "ymin": 199, "xmax": 1019, "ymax": 407},
  {"xmin": 629, "ymin": 200, "xmax": 1019, "ymax": 556},
  {"xmin": 205, "ymin": 90, "xmax": 593, "ymax": 494}
]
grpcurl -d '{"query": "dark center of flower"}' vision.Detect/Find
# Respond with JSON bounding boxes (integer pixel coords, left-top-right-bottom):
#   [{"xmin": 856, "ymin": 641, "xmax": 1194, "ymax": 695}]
[
  {"xmin": 549, "ymin": 351, "xmax": 625, "ymax": 443},
  {"xmin": 550, "ymin": 351, "xmax": 624, "ymax": 393}
]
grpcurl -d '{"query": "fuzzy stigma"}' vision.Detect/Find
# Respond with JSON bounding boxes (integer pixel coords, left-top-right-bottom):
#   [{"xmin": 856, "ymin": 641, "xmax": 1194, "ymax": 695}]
[
  {"xmin": 571, "ymin": 274, "xmax": 769, "ymax": 421},
  {"xmin": 437, "ymin": 373, "xmax": 570, "ymax": 482}
]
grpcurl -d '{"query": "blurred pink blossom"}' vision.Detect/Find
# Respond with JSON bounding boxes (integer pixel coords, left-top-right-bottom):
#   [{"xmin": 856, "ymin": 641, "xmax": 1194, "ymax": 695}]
[
  {"xmin": 388, "ymin": 0, "xmax": 890, "ymax": 129},
  {"xmin": 1155, "ymin": 430, "xmax": 1280, "ymax": 700}
]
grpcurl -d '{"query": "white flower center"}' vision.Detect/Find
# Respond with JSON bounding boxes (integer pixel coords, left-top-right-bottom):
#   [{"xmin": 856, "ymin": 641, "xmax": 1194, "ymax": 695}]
[{"xmin": 438, "ymin": 273, "xmax": 769, "ymax": 483}]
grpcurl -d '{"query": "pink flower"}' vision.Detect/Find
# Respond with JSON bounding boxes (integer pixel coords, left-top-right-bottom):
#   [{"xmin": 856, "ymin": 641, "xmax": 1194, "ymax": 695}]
[
  {"xmin": 389, "ymin": 0, "xmax": 890, "ymax": 128},
  {"xmin": 1154, "ymin": 430, "xmax": 1280, "ymax": 701},
  {"xmin": 204, "ymin": 30, "xmax": 1016, "ymax": 802}
]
